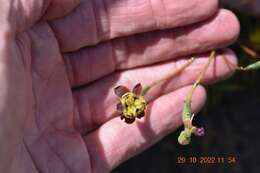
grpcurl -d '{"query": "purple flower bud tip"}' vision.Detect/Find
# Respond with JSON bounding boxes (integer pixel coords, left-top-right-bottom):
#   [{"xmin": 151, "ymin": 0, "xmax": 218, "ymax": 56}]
[{"xmin": 194, "ymin": 127, "xmax": 205, "ymax": 136}]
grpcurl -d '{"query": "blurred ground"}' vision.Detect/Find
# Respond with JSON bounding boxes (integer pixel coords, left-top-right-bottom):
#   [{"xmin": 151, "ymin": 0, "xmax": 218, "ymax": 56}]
[
  {"xmin": 113, "ymin": 3, "xmax": 260, "ymax": 173},
  {"xmin": 221, "ymin": 0, "xmax": 260, "ymax": 17}
]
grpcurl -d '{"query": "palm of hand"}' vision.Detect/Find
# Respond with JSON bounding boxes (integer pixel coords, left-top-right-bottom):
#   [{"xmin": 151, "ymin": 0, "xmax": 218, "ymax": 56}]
[
  {"xmin": 1, "ymin": 0, "xmax": 239, "ymax": 172},
  {"xmin": 7, "ymin": 20, "xmax": 90, "ymax": 173}
]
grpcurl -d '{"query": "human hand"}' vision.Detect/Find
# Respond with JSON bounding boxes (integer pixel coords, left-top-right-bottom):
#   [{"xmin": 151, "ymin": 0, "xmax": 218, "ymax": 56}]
[{"xmin": 0, "ymin": 0, "xmax": 239, "ymax": 172}]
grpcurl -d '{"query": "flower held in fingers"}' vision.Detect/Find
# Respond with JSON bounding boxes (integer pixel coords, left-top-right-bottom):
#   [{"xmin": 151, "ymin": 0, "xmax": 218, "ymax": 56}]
[{"xmin": 114, "ymin": 83, "xmax": 146, "ymax": 124}]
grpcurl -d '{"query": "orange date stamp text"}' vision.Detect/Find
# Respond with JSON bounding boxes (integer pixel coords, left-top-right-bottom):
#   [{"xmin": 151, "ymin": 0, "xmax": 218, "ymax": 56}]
[{"xmin": 176, "ymin": 156, "xmax": 237, "ymax": 164}]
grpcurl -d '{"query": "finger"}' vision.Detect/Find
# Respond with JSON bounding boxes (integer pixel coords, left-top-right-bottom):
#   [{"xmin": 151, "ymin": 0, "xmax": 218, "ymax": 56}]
[
  {"xmin": 84, "ymin": 85, "xmax": 206, "ymax": 172},
  {"xmin": 50, "ymin": 0, "xmax": 218, "ymax": 52},
  {"xmin": 73, "ymin": 49, "xmax": 237, "ymax": 133},
  {"xmin": 65, "ymin": 9, "xmax": 240, "ymax": 87}
]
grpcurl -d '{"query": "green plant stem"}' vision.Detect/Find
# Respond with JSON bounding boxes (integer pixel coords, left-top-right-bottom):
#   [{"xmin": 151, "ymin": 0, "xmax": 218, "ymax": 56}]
[
  {"xmin": 141, "ymin": 57, "xmax": 195, "ymax": 96},
  {"xmin": 178, "ymin": 51, "xmax": 215, "ymax": 145},
  {"xmin": 222, "ymin": 54, "xmax": 260, "ymax": 71},
  {"xmin": 185, "ymin": 51, "xmax": 215, "ymax": 109}
]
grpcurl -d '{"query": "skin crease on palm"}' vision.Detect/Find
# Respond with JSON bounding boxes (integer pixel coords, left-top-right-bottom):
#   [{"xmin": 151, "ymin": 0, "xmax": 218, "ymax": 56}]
[{"xmin": 0, "ymin": 0, "xmax": 240, "ymax": 173}]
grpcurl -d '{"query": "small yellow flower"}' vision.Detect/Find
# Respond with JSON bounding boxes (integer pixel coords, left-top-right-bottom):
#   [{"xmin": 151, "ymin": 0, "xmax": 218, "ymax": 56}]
[{"xmin": 114, "ymin": 83, "xmax": 146, "ymax": 124}]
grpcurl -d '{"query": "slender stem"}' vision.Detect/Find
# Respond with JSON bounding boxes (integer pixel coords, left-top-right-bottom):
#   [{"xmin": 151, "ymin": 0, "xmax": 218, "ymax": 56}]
[
  {"xmin": 222, "ymin": 54, "xmax": 260, "ymax": 71},
  {"xmin": 222, "ymin": 42, "xmax": 260, "ymax": 71},
  {"xmin": 178, "ymin": 51, "xmax": 215, "ymax": 145},
  {"xmin": 141, "ymin": 57, "xmax": 195, "ymax": 95},
  {"xmin": 238, "ymin": 42, "xmax": 258, "ymax": 58},
  {"xmin": 186, "ymin": 51, "xmax": 215, "ymax": 102}
]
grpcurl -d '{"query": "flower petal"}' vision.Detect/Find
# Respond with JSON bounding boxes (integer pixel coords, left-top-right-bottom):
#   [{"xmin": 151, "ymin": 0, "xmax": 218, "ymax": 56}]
[
  {"xmin": 137, "ymin": 112, "xmax": 145, "ymax": 119},
  {"xmin": 132, "ymin": 83, "xmax": 142, "ymax": 95},
  {"xmin": 116, "ymin": 102, "xmax": 123, "ymax": 112},
  {"xmin": 114, "ymin": 85, "xmax": 129, "ymax": 97},
  {"xmin": 124, "ymin": 117, "xmax": 135, "ymax": 124},
  {"xmin": 193, "ymin": 127, "xmax": 205, "ymax": 136}
]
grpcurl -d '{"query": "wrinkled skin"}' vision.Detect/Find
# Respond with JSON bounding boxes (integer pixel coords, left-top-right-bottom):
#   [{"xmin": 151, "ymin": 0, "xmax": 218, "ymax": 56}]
[{"xmin": 0, "ymin": 0, "xmax": 239, "ymax": 173}]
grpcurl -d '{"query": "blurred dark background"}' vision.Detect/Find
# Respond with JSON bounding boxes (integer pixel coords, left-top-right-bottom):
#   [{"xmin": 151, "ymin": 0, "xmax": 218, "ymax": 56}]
[{"xmin": 113, "ymin": 1, "xmax": 260, "ymax": 173}]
